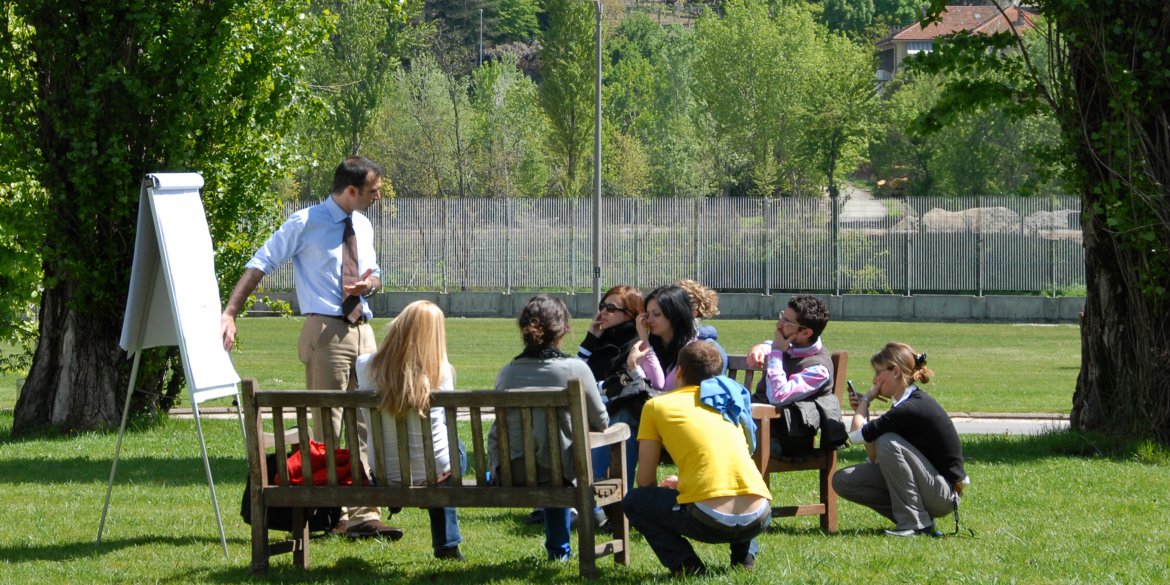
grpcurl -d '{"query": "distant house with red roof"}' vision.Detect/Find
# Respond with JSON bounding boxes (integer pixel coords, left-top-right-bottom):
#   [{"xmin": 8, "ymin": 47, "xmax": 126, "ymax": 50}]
[{"xmin": 876, "ymin": 4, "xmax": 1037, "ymax": 81}]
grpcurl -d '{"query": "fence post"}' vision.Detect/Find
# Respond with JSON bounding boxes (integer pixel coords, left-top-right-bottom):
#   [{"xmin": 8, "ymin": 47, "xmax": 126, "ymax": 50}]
[
  {"xmin": 764, "ymin": 198, "xmax": 773, "ymax": 297},
  {"xmin": 634, "ymin": 201, "xmax": 642, "ymax": 289},
  {"xmin": 904, "ymin": 197, "xmax": 912, "ymax": 296},
  {"xmin": 1049, "ymin": 195, "xmax": 1057, "ymax": 297},
  {"xmin": 693, "ymin": 198, "xmax": 700, "ymax": 281},
  {"xmin": 832, "ymin": 193, "xmax": 840, "ymax": 296},
  {"xmin": 442, "ymin": 197, "xmax": 448, "ymax": 294},
  {"xmin": 505, "ymin": 198, "xmax": 512, "ymax": 294},
  {"xmin": 570, "ymin": 198, "xmax": 577, "ymax": 293},
  {"xmin": 976, "ymin": 195, "xmax": 984, "ymax": 297}
]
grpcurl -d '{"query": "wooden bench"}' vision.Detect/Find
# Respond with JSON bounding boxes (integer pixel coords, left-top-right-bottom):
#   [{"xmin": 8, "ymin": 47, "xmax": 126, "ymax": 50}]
[
  {"xmin": 726, "ymin": 351, "xmax": 848, "ymax": 533},
  {"xmin": 242, "ymin": 378, "xmax": 631, "ymax": 578}
]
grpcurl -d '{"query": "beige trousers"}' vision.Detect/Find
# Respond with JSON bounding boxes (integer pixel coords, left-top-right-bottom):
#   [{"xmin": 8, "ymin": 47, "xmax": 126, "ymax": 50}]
[{"xmin": 298, "ymin": 314, "xmax": 379, "ymax": 526}]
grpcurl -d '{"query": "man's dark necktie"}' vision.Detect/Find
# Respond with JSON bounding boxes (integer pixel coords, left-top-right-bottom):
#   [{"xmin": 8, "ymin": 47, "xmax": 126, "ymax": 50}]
[{"xmin": 341, "ymin": 216, "xmax": 362, "ymax": 323}]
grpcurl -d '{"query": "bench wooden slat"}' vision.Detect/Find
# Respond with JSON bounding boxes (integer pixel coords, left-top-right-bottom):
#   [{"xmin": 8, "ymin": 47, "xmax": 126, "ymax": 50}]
[
  {"xmin": 421, "ymin": 409, "xmax": 438, "ymax": 484},
  {"xmin": 444, "ymin": 406, "xmax": 461, "ymax": 484},
  {"xmin": 470, "ymin": 407, "xmax": 487, "ymax": 486},
  {"xmin": 497, "ymin": 406, "xmax": 513, "ymax": 487},
  {"xmin": 369, "ymin": 409, "xmax": 388, "ymax": 486},
  {"xmin": 322, "ymin": 409, "xmax": 339, "ymax": 486},
  {"xmin": 273, "ymin": 407, "xmax": 289, "ymax": 487},
  {"xmin": 343, "ymin": 408, "xmax": 362, "ymax": 486},
  {"xmin": 519, "ymin": 408, "xmax": 536, "ymax": 486},
  {"xmin": 545, "ymin": 406, "xmax": 563, "ymax": 483},
  {"xmin": 296, "ymin": 411, "xmax": 312, "ymax": 486}
]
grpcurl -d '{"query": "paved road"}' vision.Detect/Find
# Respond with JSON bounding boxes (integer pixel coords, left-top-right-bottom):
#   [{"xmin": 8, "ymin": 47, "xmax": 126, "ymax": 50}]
[{"xmin": 174, "ymin": 407, "xmax": 1069, "ymax": 436}]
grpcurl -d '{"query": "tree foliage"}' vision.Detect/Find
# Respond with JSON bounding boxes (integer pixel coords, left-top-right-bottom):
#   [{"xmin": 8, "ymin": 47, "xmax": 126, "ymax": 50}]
[
  {"xmin": 288, "ymin": 0, "xmax": 419, "ymax": 199},
  {"xmin": 469, "ymin": 55, "xmax": 550, "ymax": 198},
  {"xmin": 0, "ymin": 1, "xmax": 326, "ymax": 434},
  {"xmin": 540, "ymin": 0, "xmax": 596, "ymax": 197},
  {"xmin": 694, "ymin": 0, "xmax": 875, "ymax": 197}
]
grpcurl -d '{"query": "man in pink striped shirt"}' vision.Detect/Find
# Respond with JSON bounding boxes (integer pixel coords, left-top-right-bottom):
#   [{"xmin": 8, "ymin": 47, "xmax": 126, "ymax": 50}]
[{"xmin": 746, "ymin": 295, "xmax": 833, "ymax": 406}]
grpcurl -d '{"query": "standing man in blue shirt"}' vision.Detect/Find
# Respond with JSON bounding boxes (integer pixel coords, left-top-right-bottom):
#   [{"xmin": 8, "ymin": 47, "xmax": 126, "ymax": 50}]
[{"xmin": 220, "ymin": 156, "xmax": 401, "ymax": 539}]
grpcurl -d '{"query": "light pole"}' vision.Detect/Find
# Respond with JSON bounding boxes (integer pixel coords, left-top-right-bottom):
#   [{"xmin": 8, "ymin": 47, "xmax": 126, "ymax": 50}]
[{"xmin": 591, "ymin": 0, "xmax": 603, "ymax": 305}]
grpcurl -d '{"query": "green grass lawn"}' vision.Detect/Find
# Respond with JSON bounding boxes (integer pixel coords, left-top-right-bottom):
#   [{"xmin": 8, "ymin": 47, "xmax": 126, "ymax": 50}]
[
  {"xmin": 1, "ymin": 412, "xmax": 1165, "ymax": 584},
  {"xmin": 224, "ymin": 316, "xmax": 1080, "ymax": 414}
]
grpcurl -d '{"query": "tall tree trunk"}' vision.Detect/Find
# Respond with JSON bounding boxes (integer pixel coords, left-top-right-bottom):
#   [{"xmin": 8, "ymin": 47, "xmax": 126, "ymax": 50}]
[
  {"xmin": 13, "ymin": 282, "xmax": 125, "ymax": 433},
  {"xmin": 1066, "ymin": 2, "xmax": 1170, "ymax": 443},
  {"xmin": 14, "ymin": 279, "xmax": 183, "ymax": 435},
  {"xmin": 1072, "ymin": 214, "xmax": 1170, "ymax": 441}
]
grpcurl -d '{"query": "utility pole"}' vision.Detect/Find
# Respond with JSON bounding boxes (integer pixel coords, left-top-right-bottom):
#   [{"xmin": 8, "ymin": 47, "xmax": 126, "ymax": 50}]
[{"xmin": 591, "ymin": 0, "xmax": 603, "ymax": 305}]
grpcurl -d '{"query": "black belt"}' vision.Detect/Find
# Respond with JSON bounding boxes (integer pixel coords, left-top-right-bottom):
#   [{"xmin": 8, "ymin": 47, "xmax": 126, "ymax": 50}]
[{"xmin": 304, "ymin": 313, "xmax": 368, "ymax": 325}]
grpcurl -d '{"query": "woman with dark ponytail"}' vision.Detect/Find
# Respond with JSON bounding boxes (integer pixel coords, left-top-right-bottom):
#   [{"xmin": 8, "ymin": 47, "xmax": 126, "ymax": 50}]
[
  {"xmin": 833, "ymin": 342, "xmax": 969, "ymax": 537},
  {"xmin": 488, "ymin": 295, "xmax": 608, "ymax": 561}
]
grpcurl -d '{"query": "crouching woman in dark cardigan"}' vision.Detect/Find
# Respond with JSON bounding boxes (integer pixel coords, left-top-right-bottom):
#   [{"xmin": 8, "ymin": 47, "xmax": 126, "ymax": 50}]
[{"xmin": 832, "ymin": 342, "xmax": 969, "ymax": 537}]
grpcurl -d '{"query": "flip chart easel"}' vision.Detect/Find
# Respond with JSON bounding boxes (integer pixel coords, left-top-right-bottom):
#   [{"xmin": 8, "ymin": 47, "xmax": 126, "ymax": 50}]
[{"xmin": 96, "ymin": 173, "xmax": 242, "ymax": 558}]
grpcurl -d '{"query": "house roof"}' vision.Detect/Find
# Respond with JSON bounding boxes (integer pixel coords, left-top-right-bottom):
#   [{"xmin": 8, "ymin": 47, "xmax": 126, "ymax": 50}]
[{"xmin": 878, "ymin": 5, "xmax": 1037, "ymax": 45}]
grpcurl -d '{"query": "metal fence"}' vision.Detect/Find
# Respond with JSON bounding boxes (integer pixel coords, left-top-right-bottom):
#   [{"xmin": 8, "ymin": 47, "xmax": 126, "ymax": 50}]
[{"xmin": 265, "ymin": 195, "xmax": 1085, "ymax": 296}]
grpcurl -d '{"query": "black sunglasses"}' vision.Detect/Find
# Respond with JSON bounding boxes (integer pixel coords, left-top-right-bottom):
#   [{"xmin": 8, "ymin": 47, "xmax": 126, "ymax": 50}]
[{"xmin": 598, "ymin": 302, "xmax": 629, "ymax": 315}]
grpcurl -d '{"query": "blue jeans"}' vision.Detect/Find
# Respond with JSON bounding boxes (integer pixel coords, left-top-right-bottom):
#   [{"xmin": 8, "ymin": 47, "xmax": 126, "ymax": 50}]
[
  {"xmin": 427, "ymin": 441, "xmax": 467, "ymax": 551},
  {"xmin": 591, "ymin": 408, "xmax": 639, "ymax": 491},
  {"xmin": 543, "ymin": 507, "xmax": 572, "ymax": 560},
  {"xmin": 623, "ymin": 487, "xmax": 769, "ymax": 570}
]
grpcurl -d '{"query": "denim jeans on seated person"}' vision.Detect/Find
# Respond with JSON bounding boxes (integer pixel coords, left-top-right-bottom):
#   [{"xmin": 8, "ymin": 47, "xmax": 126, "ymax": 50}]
[
  {"xmin": 591, "ymin": 407, "xmax": 639, "ymax": 491},
  {"xmin": 623, "ymin": 486, "xmax": 770, "ymax": 570},
  {"xmin": 493, "ymin": 457, "xmax": 574, "ymax": 560},
  {"xmin": 427, "ymin": 440, "xmax": 468, "ymax": 551}
]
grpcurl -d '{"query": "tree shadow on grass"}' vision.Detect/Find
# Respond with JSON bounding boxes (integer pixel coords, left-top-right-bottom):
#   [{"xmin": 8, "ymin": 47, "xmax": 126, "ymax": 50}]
[
  {"xmin": 194, "ymin": 550, "xmax": 658, "ymax": 584},
  {"xmin": 0, "ymin": 534, "xmax": 241, "ymax": 565},
  {"xmin": 0, "ymin": 455, "xmax": 247, "ymax": 485},
  {"xmin": 833, "ymin": 429, "xmax": 1168, "ymax": 466},
  {"xmin": 957, "ymin": 429, "xmax": 1168, "ymax": 464}
]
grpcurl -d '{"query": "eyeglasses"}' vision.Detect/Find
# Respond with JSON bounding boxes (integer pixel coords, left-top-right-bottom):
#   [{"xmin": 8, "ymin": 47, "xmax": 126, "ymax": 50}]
[
  {"xmin": 780, "ymin": 315, "xmax": 808, "ymax": 330},
  {"xmin": 599, "ymin": 302, "xmax": 628, "ymax": 315}
]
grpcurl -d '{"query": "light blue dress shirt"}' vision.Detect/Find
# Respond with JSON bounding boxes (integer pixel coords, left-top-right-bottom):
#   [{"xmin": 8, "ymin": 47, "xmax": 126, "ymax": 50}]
[{"xmin": 245, "ymin": 196, "xmax": 380, "ymax": 320}]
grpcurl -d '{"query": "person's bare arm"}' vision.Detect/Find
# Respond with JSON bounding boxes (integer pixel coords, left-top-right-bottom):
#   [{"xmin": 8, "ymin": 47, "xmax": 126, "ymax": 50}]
[
  {"xmin": 220, "ymin": 267, "xmax": 264, "ymax": 351},
  {"xmin": 635, "ymin": 439, "xmax": 662, "ymax": 488}
]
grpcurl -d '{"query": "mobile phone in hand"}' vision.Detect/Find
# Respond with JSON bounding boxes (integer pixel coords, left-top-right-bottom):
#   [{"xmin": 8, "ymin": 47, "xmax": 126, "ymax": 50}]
[{"xmin": 847, "ymin": 380, "xmax": 858, "ymax": 400}]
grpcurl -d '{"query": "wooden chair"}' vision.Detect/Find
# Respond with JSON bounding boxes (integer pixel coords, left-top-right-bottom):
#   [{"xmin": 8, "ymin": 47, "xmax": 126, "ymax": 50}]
[{"xmin": 726, "ymin": 351, "xmax": 848, "ymax": 533}]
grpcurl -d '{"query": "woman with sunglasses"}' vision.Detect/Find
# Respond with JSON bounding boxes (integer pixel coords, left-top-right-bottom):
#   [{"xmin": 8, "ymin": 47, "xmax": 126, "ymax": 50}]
[
  {"xmin": 579, "ymin": 285, "xmax": 645, "ymax": 397},
  {"xmin": 578, "ymin": 286, "xmax": 644, "ymax": 494}
]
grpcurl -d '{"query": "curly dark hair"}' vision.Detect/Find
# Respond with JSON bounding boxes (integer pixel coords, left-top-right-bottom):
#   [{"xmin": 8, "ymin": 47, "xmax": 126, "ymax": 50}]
[
  {"xmin": 518, "ymin": 294, "xmax": 572, "ymax": 351},
  {"xmin": 788, "ymin": 294, "xmax": 830, "ymax": 342}
]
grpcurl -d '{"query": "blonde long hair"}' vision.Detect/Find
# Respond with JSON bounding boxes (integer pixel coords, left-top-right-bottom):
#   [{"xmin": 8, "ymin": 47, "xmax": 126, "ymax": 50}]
[{"xmin": 370, "ymin": 300, "xmax": 449, "ymax": 415}]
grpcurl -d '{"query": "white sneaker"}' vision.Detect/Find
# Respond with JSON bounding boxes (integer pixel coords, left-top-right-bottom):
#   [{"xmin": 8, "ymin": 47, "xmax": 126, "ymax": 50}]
[{"xmin": 885, "ymin": 525, "xmax": 941, "ymax": 537}]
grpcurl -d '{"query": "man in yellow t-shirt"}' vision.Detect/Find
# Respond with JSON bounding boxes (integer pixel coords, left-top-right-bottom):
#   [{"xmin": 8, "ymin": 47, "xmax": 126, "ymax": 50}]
[{"xmin": 623, "ymin": 341, "xmax": 771, "ymax": 576}]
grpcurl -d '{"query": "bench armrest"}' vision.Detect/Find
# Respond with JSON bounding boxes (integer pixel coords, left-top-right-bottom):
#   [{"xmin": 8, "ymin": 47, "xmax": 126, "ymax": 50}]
[
  {"xmin": 751, "ymin": 403, "xmax": 781, "ymax": 420},
  {"xmin": 589, "ymin": 422, "xmax": 630, "ymax": 447}
]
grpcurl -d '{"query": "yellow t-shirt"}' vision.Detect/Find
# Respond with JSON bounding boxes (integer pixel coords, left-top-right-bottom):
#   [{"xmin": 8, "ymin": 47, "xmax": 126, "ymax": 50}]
[{"xmin": 638, "ymin": 385, "xmax": 771, "ymax": 504}]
